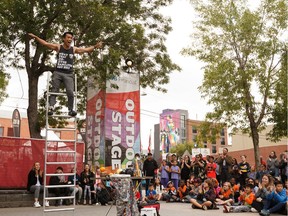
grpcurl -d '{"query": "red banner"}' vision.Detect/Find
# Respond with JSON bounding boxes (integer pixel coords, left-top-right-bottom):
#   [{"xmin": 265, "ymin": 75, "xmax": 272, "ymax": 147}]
[{"xmin": 0, "ymin": 137, "xmax": 84, "ymax": 189}]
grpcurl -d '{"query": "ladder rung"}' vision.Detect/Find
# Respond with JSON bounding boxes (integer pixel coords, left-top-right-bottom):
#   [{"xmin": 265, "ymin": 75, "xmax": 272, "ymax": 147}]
[
  {"xmin": 48, "ymin": 128, "xmax": 76, "ymax": 131},
  {"xmin": 45, "ymin": 185, "xmax": 74, "ymax": 189},
  {"xmin": 47, "ymin": 92, "xmax": 76, "ymax": 96},
  {"xmin": 47, "ymin": 139, "xmax": 76, "ymax": 142},
  {"xmin": 45, "ymin": 173, "xmax": 75, "ymax": 177},
  {"xmin": 49, "ymin": 114, "xmax": 78, "ymax": 118},
  {"xmin": 44, "ymin": 207, "xmax": 75, "ymax": 212},
  {"xmin": 46, "ymin": 161, "xmax": 76, "ymax": 165},
  {"xmin": 45, "ymin": 195, "xmax": 75, "ymax": 200},
  {"xmin": 46, "ymin": 150, "xmax": 76, "ymax": 153}
]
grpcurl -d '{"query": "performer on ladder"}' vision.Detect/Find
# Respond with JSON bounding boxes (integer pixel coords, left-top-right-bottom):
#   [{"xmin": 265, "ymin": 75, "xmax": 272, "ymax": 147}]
[{"xmin": 28, "ymin": 32, "xmax": 103, "ymax": 116}]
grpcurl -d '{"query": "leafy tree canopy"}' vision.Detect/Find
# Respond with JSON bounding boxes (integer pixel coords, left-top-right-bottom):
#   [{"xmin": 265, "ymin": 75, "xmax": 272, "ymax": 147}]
[{"xmin": 183, "ymin": 0, "xmax": 287, "ymax": 167}]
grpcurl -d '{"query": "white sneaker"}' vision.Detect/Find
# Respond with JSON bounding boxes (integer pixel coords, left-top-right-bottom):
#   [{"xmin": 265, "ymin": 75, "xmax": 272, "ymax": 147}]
[
  {"xmin": 34, "ymin": 201, "xmax": 41, "ymax": 208},
  {"xmin": 251, "ymin": 207, "xmax": 258, "ymax": 213},
  {"xmin": 45, "ymin": 201, "xmax": 50, "ymax": 207}
]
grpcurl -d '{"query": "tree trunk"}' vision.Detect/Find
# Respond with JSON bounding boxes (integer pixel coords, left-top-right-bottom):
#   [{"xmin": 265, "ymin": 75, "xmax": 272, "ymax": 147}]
[
  {"xmin": 251, "ymin": 125, "xmax": 260, "ymax": 171},
  {"xmin": 27, "ymin": 74, "xmax": 41, "ymax": 138}
]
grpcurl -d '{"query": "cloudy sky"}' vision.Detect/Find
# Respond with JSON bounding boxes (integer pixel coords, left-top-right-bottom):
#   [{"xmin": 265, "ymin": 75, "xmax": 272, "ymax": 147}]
[{"xmin": 140, "ymin": 0, "xmax": 213, "ymax": 149}]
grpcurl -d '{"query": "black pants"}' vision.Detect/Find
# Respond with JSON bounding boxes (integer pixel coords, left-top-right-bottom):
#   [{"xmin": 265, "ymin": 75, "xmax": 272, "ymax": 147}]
[{"xmin": 49, "ymin": 71, "xmax": 74, "ymax": 110}]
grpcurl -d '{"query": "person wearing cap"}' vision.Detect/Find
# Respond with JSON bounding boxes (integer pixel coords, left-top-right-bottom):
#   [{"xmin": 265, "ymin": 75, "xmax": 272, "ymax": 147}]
[{"xmin": 162, "ymin": 181, "xmax": 177, "ymax": 202}]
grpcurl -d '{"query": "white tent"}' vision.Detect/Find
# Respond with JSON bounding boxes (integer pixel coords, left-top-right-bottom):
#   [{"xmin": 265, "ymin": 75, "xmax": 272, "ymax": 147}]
[{"xmin": 40, "ymin": 128, "xmax": 66, "ymax": 147}]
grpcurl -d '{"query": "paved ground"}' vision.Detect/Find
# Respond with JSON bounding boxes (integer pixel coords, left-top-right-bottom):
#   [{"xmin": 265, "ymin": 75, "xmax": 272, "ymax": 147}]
[{"xmin": 0, "ymin": 202, "xmax": 284, "ymax": 216}]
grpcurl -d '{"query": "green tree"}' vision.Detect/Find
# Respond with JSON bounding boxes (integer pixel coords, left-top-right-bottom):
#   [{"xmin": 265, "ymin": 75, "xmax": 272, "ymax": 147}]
[
  {"xmin": 183, "ymin": 0, "xmax": 287, "ymax": 169},
  {"xmin": 170, "ymin": 142, "xmax": 194, "ymax": 157},
  {"xmin": 267, "ymin": 49, "xmax": 287, "ymax": 141},
  {"xmin": 0, "ymin": 66, "xmax": 9, "ymax": 104},
  {"xmin": 0, "ymin": 0, "xmax": 180, "ymax": 138}
]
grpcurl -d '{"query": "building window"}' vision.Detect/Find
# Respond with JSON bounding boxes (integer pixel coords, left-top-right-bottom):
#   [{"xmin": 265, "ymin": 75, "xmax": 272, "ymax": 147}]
[
  {"xmin": 212, "ymin": 145, "xmax": 217, "ymax": 154},
  {"xmin": 181, "ymin": 115, "xmax": 186, "ymax": 128},
  {"xmin": 221, "ymin": 137, "xmax": 225, "ymax": 145},
  {"xmin": 7, "ymin": 127, "xmax": 13, "ymax": 137},
  {"xmin": 182, "ymin": 139, "xmax": 186, "ymax": 144},
  {"xmin": 221, "ymin": 128, "xmax": 225, "ymax": 136},
  {"xmin": 192, "ymin": 126, "xmax": 197, "ymax": 134},
  {"xmin": 0, "ymin": 127, "xmax": 3, "ymax": 136},
  {"xmin": 181, "ymin": 128, "xmax": 186, "ymax": 138},
  {"xmin": 192, "ymin": 135, "xmax": 197, "ymax": 142}
]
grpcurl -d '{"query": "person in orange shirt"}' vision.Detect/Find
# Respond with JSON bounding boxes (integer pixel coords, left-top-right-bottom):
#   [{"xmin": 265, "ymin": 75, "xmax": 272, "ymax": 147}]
[
  {"xmin": 223, "ymin": 184, "xmax": 255, "ymax": 213},
  {"xmin": 230, "ymin": 177, "xmax": 240, "ymax": 203},
  {"xmin": 176, "ymin": 180, "xmax": 188, "ymax": 201},
  {"xmin": 216, "ymin": 182, "xmax": 234, "ymax": 206}
]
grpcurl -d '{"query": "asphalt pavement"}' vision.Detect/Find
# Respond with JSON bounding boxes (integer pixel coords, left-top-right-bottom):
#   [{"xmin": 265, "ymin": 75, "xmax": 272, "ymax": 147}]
[{"xmin": 0, "ymin": 201, "xmax": 284, "ymax": 216}]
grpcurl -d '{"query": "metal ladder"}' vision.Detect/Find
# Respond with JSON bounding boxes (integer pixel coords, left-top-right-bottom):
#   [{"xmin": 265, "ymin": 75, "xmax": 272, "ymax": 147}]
[{"xmin": 43, "ymin": 72, "xmax": 78, "ymax": 215}]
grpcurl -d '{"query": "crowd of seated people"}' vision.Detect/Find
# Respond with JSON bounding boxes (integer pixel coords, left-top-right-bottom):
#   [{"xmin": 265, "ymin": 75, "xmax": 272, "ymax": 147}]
[
  {"xmin": 140, "ymin": 149, "xmax": 287, "ymax": 216},
  {"xmin": 27, "ymin": 163, "xmax": 113, "ymax": 207},
  {"xmin": 27, "ymin": 149, "xmax": 287, "ymax": 216}
]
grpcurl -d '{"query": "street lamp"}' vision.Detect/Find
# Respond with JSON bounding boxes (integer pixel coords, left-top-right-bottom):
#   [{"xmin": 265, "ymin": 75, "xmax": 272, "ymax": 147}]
[{"xmin": 125, "ymin": 58, "xmax": 133, "ymax": 73}]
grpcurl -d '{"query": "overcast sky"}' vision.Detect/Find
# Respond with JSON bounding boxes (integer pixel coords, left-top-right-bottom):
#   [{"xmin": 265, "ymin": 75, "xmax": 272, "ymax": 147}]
[{"xmin": 140, "ymin": 0, "xmax": 213, "ymax": 149}]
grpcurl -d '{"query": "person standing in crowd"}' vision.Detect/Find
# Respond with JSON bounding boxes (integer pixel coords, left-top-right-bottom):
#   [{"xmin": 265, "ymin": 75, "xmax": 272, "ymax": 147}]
[
  {"xmin": 27, "ymin": 162, "xmax": 49, "ymax": 208},
  {"xmin": 28, "ymin": 32, "xmax": 102, "ymax": 116},
  {"xmin": 143, "ymin": 153, "xmax": 158, "ymax": 190},
  {"xmin": 181, "ymin": 155, "xmax": 191, "ymax": 182},
  {"xmin": 216, "ymin": 148, "xmax": 233, "ymax": 185},
  {"xmin": 80, "ymin": 164, "xmax": 94, "ymax": 205},
  {"xmin": 170, "ymin": 160, "xmax": 181, "ymax": 189},
  {"xmin": 256, "ymin": 164, "xmax": 269, "ymax": 182},
  {"xmin": 267, "ymin": 151, "xmax": 279, "ymax": 177},
  {"xmin": 159, "ymin": 160, "xmax": 170, "ymax": 188},
  {"xmin": 279, "ymin": 152, "xmax": 287, "ymax": 184},
  {"xmin": 191, "ymin": 154, "xmax": 205, "ymax": 180},
  {"xmin": 238, "ymin": 155, "xmax": 251, "ymax": 188},
  {"xmin": 206, "ymin": 156, "xmax": 217, "ymax": 179}
]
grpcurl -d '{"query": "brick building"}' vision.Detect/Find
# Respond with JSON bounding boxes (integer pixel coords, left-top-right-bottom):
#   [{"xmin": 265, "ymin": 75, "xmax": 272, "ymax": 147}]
[{"xmin": 0, "ymin": 109, "xmax": 80, "ymax": 140}]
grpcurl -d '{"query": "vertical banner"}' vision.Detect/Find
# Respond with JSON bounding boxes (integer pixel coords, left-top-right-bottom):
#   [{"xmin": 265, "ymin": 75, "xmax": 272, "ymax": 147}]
[
  {"xmin": 12, "ymin": 109, "xmax": 21, "ymax": 137},
  {"xmin": 86, "ymin": 72, "xmax": 140, "ymax": 172},
  {"xmin": 105, "ymin": 72, "xmax": 140, "ymax": 171},
  {"xmin": 86, "ymin": 80, "xmax": 106, "ymax": 169}
]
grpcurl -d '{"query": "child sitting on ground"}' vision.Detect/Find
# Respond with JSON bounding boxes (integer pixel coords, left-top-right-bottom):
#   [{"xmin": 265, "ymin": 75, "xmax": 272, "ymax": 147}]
[
  {"xmin": 259, "ymin": 180, "xmax": 287, "ymax": 216},
  {"xmin": 154, "ymin": 178, "xmax": 164, "ymax": 201},
  {"xmin": 144, "ymin": 183, "xmax": 159, "ymax": 204},
  {"xmin": 216, "ymin": 182, "xmax": 234, "ymax": 206},
  {"xmin": 223, "ymin": 184, "xmax": 255, "ymax": 213},
  {"xmin": 162, "ymin": 181, "xmax": 177, "ymax": 202},
  {"xmin": 183, "ymin": 178, "xmax": 202, "ymax": 202},
  {"xmin": 190, "ymin": 178, "xmax": 216, "ymax": 210},
  {"xmin": 230, "ymin": 177, "xmax": 240, "ymax": 204},
  {"xmin": 176, "ymin": 180, "xmax": 188, "ymax": 202}
]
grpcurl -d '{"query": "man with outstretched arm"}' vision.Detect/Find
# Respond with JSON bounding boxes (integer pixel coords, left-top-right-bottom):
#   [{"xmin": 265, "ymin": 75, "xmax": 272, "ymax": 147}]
[{"xmin": 28, "ymin": 32, "xmax": 102, "ymax": 116}]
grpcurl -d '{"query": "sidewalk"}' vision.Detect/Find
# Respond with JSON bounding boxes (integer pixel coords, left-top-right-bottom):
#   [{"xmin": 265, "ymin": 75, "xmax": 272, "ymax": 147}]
[{"xmin": 0, "ymin": 201, "xmax": 284, "ymax": 216}]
